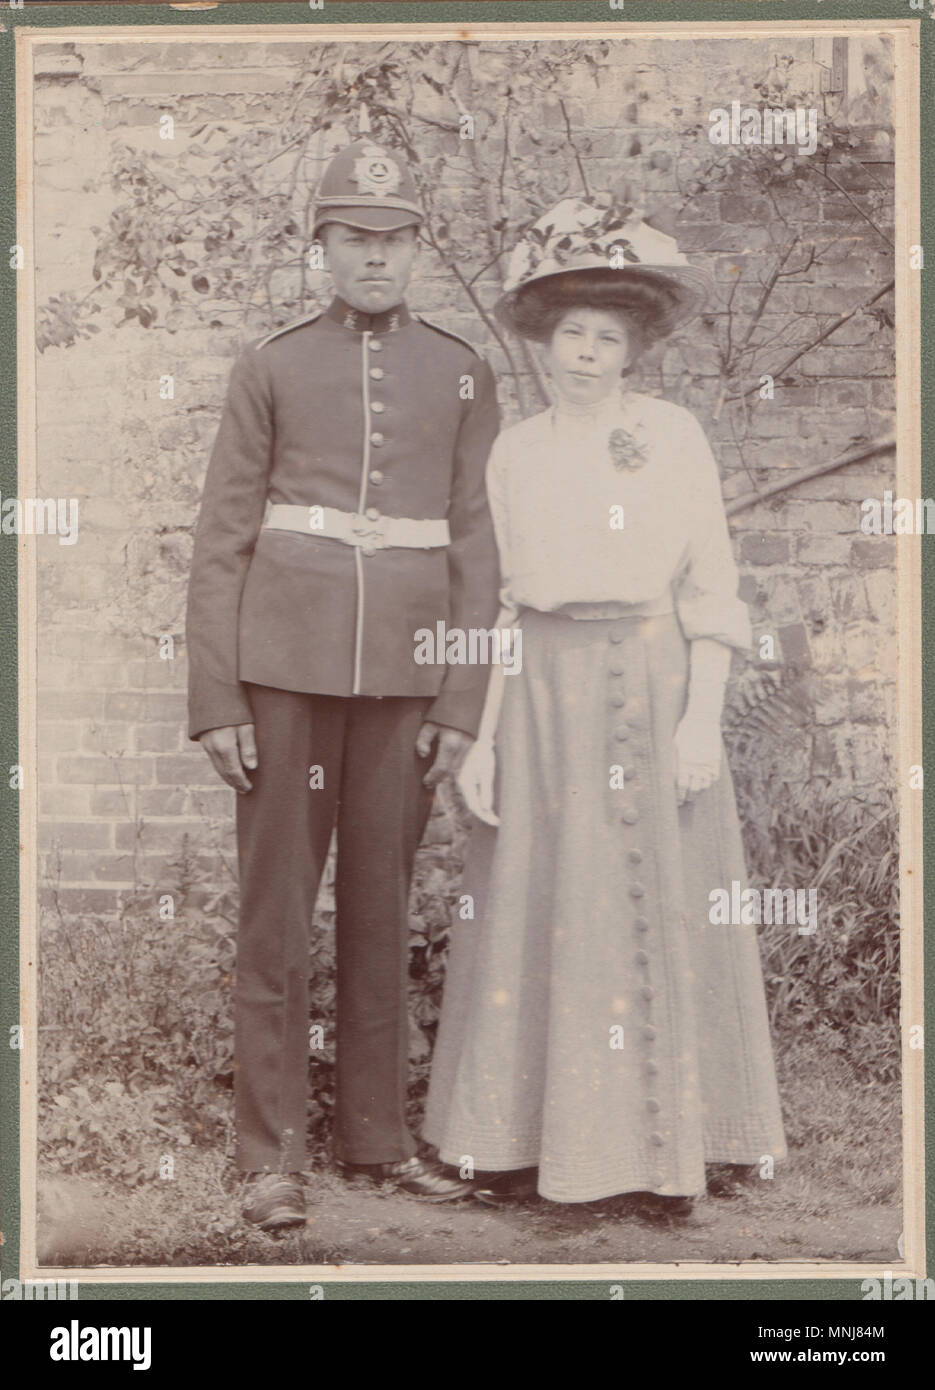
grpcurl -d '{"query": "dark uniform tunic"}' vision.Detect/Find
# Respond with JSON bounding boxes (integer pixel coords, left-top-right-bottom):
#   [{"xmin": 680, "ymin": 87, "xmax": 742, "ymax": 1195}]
[
  {"xmin": 186, "ymin": 296, "xmax": 500, "ymax": 1172},
  {"xmin": 187, "ymin": 296, "xmax": 501, "ymax": 741}
]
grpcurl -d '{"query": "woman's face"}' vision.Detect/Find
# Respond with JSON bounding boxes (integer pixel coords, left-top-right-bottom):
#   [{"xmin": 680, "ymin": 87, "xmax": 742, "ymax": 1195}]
[{"xmin": 547, "ymin": 306, "xmax": 633, "ymax": 405}]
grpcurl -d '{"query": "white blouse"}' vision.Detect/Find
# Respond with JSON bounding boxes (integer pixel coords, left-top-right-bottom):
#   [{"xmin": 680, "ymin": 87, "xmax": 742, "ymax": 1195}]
[{"xmin": 486, "ymin": 388, "xmax": 751, "ymax": 651}]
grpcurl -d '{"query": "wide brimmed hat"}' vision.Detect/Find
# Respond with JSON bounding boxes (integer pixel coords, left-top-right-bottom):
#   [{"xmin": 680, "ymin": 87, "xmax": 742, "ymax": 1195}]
[
  {"xmin": 495, "ymin": 197, "xmax": 712, "ymax": 337},
  {"xmin": 313, "ymin": 139, "xmax": 424, "ymax": 236}
]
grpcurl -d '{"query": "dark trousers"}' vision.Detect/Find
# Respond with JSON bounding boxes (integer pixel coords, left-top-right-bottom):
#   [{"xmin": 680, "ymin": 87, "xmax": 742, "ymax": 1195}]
[{"xmin": 234, "ymin": 683, "xmax": 434, "ymax": 1172}]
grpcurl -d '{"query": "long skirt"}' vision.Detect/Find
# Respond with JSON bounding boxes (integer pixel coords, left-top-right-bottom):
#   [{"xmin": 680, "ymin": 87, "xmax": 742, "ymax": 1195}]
[{"xmin": 422, "ymin": 604, "xmax": 787, "ymax": 1203}]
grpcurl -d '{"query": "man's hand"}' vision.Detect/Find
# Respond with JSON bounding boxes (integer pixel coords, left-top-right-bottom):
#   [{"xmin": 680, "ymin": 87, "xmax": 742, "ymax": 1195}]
[
  {"xmin": 415, "ymin": 721, "xmax": 473, "ymax": 789},
  {"xmin": 199, "ymin": 723, "xmax": 258, "ymax": 793}
]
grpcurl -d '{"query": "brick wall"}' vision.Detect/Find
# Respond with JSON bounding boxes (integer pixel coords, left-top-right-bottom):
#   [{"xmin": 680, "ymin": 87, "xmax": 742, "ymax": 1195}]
[{"xmin": 31, "ymin": 34, "xmax": 896, "ymax": 920}]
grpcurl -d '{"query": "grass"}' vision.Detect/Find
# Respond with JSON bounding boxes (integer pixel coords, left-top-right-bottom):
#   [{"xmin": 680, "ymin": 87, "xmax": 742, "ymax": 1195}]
[{"xmin": 36, "ymin": 1036, "xmax": 900, "ymax": 1270}]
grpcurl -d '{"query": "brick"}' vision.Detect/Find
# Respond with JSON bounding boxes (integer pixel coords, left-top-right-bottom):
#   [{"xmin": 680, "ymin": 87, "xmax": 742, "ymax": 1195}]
[
  {"xmin": 38, "ymin": 691, "xmax": 104, "ymax": 720},
  {"xmin": 57, "ymin": 756, "xmax": 154, "ymax": 785},
  {"xmin": 845, "ymin": 676, "xmax": 896, "ymax": 722},
  {"xmin": 58, "ymin": 853, "xmax": 136, "ymax": 884},
  {"xmin": 38, "ymin": 722, "xmax": 84, "ymax": 753},
  {"xmin": 795, "ymin": 535, "xmax": 851, "ymax": 565},
  {"xmin": 777, "ymin": 622, "xmax": 811, "ymax": 667},
  {"xmin": 38, "ymin": 820, "xmax": 112, "ymax": 851},
  {"xmin": 784, "ymin": 500, "xmax": 863, "ymax": 534},
  {"xmin": 114, "ymin": 819, "xmax": 210, "ymax": 852},
  {"xmin": 70, "ymin": 568, "xmax": 123, "ymax": 603},
  {"xmin": 818, "ymin": 380, "xmax": 870, "ymax": 408},
  {"xmin": 140, "ymin": 853, "xmax": 212, "ymax": 884},
  {"xmin": 90, "ymin": 788, "xmax": 134, "ymax": 817},
  {"xmin": 828, "ymin": 724, "xmax": 891, "ymax": 784},
  {"xmin": 187, "ymin": 788, "xmax": 235, "ymax": 819},
  {"xmin": 134, "ymin": 724, "xmax": 185, "ymax": 754},
  {"xmin": 828, "ymin": 575, "xmax": 872, "ymax": 624},
  {"xmin": 793, "ymin": 471, "xmax": 894, "ymax": 503},
  {"xmin": 37, "ymin": 652, "xmax": 76, "ymax": 687},
  {"xmin": 55, "ymin": 629, "xmax": 145, "ymax": 662},
  {"xmin": 806, "ymin": 624, "xmax": 847, "ymax": 675},
  {"xmin": 154, "ymin": 754, "xmax": 217, "ymax": 786},
  {"xmin": 95, "ymin": 71, "xmax": 289, "ymax": 99},
  {"xmin": 40, "ymin": 887, "xmax": 123, "ymax": 917},
  {"xmin": 810, "ymin": 729, "xmax": 841, "ymax": 777},
  {"xmin": 798, "ymin": 347, "xmax": 893, "ymax": 379},
  {"xmin": 864, "ymin": 570, "xmax": 896, "ymax": 624},
  {"xmin": 812, "ymin": 684, "xmax": 850, "ymax": 726},
  {"xmin": 73, "ymin": 661, "xmax": 131, "ymax": 691},
  {"xmin": 104, "ymin": 691, "xmax": 188, "ymax": 722},
  {"xmin": 740, "ymin": 533, "xmax": 790, "ymax": 565},
  {"xmin": 81, "ymin": 724, "xmax": 132, "ymax": 755},
  {"xmin": 851, "ymin": 537, "xmax": 896, "ymax": 569},
  {"xmin": 870, "ymin": 380, "xmax": 895, "ymax": 408},
  {"xmin": 844, "ymin": 626, "xmax": 879, "ymax": 670},
  {"xmin": 719, "ymin": 194, "xmax": 770, "ymax": 224},
  {"xmin": 798, "ymin": 408, "xmax": 868, "ymax": 440},
  {"xmin": 125, "ymin": 657, "xmax": 186, "ymax": 689},
  {"xmin": 138, "ymin": 787, "xmax": 188, "ymax": 816},
  {"xmin": 39, "ymin": 786, "xmax": 96, "ymax": 818}
]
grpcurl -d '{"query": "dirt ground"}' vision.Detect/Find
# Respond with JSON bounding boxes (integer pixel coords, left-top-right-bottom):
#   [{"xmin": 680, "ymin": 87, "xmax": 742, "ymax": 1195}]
[
  {"xmin": 35, "ymin": 1045, "xmax": 902, "ymax": 1272},
  {"xmin": 36, "ymin": 1160, "xmax": 899, "ymax": 1271}
]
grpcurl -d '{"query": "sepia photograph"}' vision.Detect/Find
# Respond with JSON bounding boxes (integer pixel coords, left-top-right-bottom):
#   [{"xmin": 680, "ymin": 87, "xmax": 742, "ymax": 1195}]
[{"xmin": 6, "ymin": 9, "xmax": 925, "ymax": 1293}]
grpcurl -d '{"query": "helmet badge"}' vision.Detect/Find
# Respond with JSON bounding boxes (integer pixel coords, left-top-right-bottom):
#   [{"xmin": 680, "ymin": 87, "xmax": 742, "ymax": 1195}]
[{"xmin": 351, "ymin": 144, "xmax": 403, "ymax": 198}]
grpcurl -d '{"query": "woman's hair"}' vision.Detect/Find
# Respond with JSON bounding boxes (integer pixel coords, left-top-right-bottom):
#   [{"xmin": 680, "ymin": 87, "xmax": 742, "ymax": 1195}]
[{"xmin": 505, "ymin": 270, "xmax": 683, "ymax": 355}]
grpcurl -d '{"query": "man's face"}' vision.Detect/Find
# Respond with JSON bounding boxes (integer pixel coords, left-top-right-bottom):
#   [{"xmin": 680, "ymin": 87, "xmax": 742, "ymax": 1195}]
[{"xmin": 322, "ymin": 223, "xmax": 419, "ymax": 313}]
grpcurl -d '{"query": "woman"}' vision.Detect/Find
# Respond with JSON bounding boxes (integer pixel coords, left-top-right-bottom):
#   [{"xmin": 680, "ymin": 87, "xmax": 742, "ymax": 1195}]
[{"xmin": 422, "ymin": 199, "xmax": 787, "ymax": 1209}]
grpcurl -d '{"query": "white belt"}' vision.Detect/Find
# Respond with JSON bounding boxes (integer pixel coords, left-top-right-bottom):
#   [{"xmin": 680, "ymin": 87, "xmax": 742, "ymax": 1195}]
[{"xmin": 262, "ymin": 502, "xmax": 450, "ymax": 552}]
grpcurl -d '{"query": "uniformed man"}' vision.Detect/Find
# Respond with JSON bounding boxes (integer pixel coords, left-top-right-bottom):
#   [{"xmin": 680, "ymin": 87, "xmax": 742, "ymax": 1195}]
[{"xmin": 186, "ymin": 139, "xmax": 501, "ymax": 1229}]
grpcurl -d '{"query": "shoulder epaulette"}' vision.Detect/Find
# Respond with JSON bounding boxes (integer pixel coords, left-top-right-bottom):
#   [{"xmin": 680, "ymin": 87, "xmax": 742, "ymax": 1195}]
[
  {"xmin": 254, "ymin": 309, "xmax": 324, "ymax": 350},
  {"xmin": 414, "ymin": 313, "xmax": 483, "ymax": 358}
]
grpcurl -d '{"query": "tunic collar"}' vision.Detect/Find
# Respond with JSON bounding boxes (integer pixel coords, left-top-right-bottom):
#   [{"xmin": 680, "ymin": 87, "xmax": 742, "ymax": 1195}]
[{"xmin": 325, "ymin": 295, "xmax": 411, "ymax": 334}]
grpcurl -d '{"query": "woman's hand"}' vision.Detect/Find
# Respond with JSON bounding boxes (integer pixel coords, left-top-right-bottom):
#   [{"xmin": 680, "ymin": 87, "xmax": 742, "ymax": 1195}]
[
  {"xmin": 456, "ymin": 737, "xmax": 500, "ymax": 826},
  {"xmin": 674, "ymin": 713, "xmax": 722, "ymax": 806}
]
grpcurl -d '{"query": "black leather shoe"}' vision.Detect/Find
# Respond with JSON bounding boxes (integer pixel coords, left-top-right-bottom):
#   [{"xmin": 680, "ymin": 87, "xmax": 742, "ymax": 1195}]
[
  {"xmin": 634, "ymin": 1191, "xmax": 695, "ymax": 1223},
  {"xmin": 339, "ymin": 1156, "xmax": 475, "ymax": 1202},
  {"xmin": 473, "ymin": 1167, "xmax": 539, "ymax": 1205},
  {"xmin": 706, "ymin": 1163, "xmax": 759, "ymax": 1198},
  {"xmin": 242, "ymin": 1172, "xmax": 306, "ymax": 1230}
]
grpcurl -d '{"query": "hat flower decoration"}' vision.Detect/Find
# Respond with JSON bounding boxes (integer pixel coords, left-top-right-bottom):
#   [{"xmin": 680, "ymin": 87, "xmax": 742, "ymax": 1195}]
[{"xmin": 496, "ymin": 196, "xmax": 713, "ymax": 336}]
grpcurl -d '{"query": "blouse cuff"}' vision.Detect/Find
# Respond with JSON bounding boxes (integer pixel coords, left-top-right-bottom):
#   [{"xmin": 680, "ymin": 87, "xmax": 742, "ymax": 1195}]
[{"xmin": 675, "ymin": 587, "xmax": 752, "ymax": 653}]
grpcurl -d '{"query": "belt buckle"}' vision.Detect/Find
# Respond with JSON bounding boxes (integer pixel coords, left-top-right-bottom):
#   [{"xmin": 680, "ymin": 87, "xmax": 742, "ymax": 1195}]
[{"xmin": 349, "ymin": 512, "xmax": 388, "ymax": 556}]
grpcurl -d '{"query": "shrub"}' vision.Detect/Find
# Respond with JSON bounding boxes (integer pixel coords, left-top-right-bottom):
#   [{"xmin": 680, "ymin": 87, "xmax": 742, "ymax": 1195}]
[{"xmin": 725, "ymin": 667, "xmax": 899, "ymax": 1081}]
